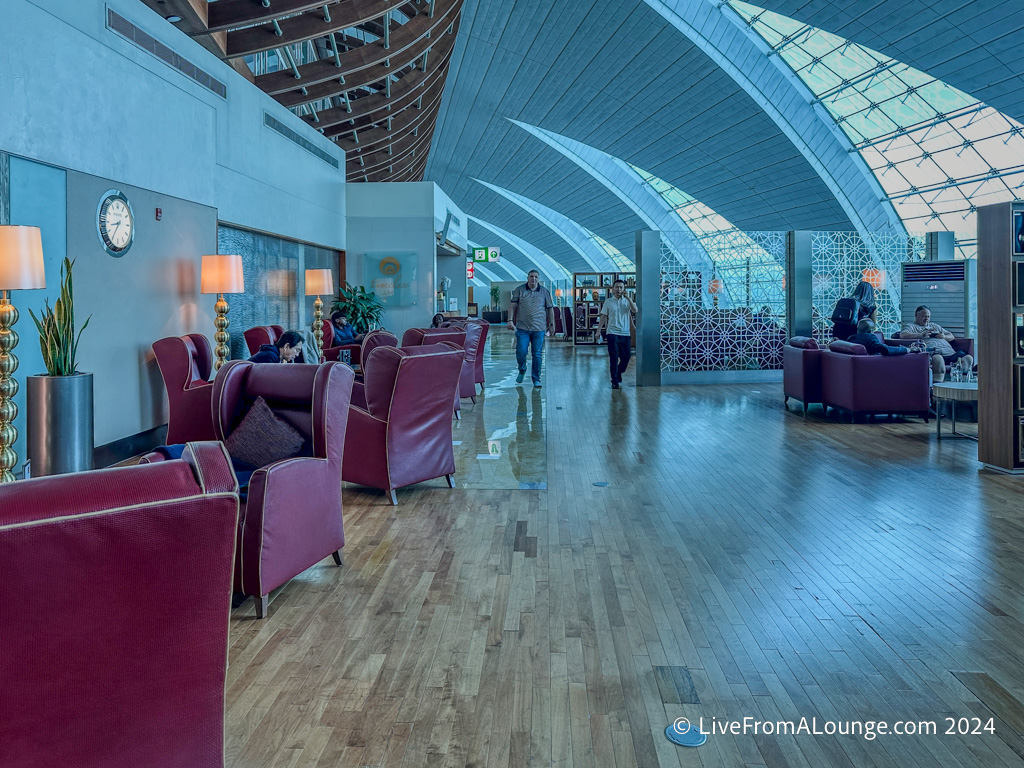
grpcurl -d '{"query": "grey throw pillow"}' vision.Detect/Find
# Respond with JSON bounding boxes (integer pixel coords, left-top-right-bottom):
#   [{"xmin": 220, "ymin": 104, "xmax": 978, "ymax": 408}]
[{"xmin": 224, "ymin": 396, "xmax": 305, "ymax": 468}]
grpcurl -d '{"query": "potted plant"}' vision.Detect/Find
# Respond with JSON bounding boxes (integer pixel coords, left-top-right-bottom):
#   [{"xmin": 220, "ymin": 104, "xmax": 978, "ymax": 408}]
[
  {"xmin": 483, "ymin": 285, "xmax": 506, "ymax": 324},
  {"xmin": 331, "ymin": 282, "xmax": 385, "ymax": 333},
  {"xmin": 26, "ymin": 257, "xmax": 93, "ymax": 477}
]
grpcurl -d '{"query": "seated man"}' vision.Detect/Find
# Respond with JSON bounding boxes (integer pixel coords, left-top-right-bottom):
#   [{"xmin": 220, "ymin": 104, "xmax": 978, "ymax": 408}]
[
  {"xmin": 900, "ymin": 305, "xmax": 974, "ymax": 382},
  {"xmin": 249, "ymin": 330, "xmax": 303, "ymax": 363},
  {"xmin": 329, "ymin": 311, "xmax": 364, "ymax": 347},
  {"xmin": 847, "ymin": 319, "xmax": 910, "ymax": 356}
]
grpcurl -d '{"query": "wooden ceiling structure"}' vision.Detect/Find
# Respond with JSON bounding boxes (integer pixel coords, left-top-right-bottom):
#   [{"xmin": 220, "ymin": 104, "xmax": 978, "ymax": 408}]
[{"xmin": 140, "ymin": 0, "xmax": 463, "ymax": 181}]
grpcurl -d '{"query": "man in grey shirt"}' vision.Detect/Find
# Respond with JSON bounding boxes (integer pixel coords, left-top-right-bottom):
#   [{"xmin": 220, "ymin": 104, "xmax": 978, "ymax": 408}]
[
  {"xmin": 508, "ymin": 270, "xmax": 555, "ymax": 386},
  {"xmin": 901, "ymin": 304, "xmax": 973, "ymax": 382}
]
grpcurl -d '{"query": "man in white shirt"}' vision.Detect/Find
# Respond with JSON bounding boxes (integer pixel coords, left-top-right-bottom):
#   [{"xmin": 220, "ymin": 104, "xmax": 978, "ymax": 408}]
[
  {"xmin": 900, "ymin": 305, "xmax": 973, "ymax": 382},
  {"xmin": 597, "ymin": 279, "xmax": 637, "ymax": 389}
]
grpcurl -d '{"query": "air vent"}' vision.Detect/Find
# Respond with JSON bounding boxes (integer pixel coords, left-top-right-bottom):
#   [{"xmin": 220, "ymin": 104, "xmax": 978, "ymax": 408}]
[
  {"xmin": 107, "ymin": 9, "xmax": 226, "ymax": 98},
  {"xmin": 903, "ymin": 262, "xmax": 966, "ymax": 282},
  {"xmin": 263, "ymin": 113, "xmax": 340, "ymax": 169}
]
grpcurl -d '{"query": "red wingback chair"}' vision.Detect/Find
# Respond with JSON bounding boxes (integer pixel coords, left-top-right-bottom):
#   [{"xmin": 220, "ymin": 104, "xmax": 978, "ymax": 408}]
[
  {"xmin": 211, "ymin": 360, "xmax": 354, "ymax": 618},
  {"xmin": 822, "ymin": 340, "xmax": 931, "ymax": 420},
  {"xmin": 317, "ymin": 318, "xmax": 360, "ymax": 365},
  {"xmin": 553, "ymin": 307, "xmax": 564, "ymax": 337},
  {"xmin": 472, "ymin": 321, "xmax": 489, "ymax": 388},
  {"xmin": 0, "ymin": 442, "xmax": 239, "ymax": 768},
  {"xmin": 243, "ymin": 325, "xmax": 285, "ymax": 356},
  {"xmin": 153, "ymin": 333, "xmax": 217, "ymax": 443},
  {"xmin": 343, "ymin": 344, "xmax": 464, "ymax": 505},
  {"xmin": 563, "ymin": 306, "xmax": 573, "ymax": 337},
  {"xmin": 783, "ymin": 336, "xmax": 823, "ymax": 415},
  {"xmin": 402, "ymin": 328, "xmax": 468, "ymax": 415}
]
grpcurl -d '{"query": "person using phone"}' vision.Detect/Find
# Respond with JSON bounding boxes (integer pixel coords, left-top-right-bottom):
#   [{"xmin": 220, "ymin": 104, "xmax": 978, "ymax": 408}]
[{"xmin": 900, "ymin": 305, "xmax": 973, "ymax": 382}]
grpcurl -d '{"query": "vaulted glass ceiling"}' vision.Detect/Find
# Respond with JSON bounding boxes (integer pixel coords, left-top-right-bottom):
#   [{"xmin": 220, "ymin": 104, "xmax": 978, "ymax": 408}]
[{"xmin": 729, "ymin": 0, "xmax": 1024, "ymax": 257}]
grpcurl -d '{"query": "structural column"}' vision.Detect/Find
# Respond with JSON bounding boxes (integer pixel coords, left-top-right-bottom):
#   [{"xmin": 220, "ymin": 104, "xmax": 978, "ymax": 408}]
[
  {"xmin": 635, "ymin": 230, "xmax": 662, "ymax": 387},
  {"xmin": 785, "ymin": 231, "xmax": 813, "ymax": 339}
]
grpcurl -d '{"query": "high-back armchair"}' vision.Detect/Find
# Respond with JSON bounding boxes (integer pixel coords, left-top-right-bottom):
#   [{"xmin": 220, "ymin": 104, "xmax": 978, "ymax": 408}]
[
  {"xmin": 343, "ymin": 344, "xmax": 464, "ymax": 505},
  {"xmin": 445, "ymin": 320, "xmax": 490, "ymax": 388},
  {"xmin": 212, "ymin": 360, "xmax": 355, "ymax": 618},
  {"xmin": 401, "ymin": 327, "xmax": 466, "ymax": 348},
  {"xmin": 783, "ymin": 336, "xmax": 823, "ymax": 415},
  {"xmin": 153, "ymin": 333, "xmax": 217, "ymax": 443},
  {"xmin": 0, "ymin": 442, "xmax": 239, "ymax": 768},
  {"xmin": 326, "ymin": 328, "xmax": 398, "ymax": 368},
  {"xmin": 243, "ymin": 325, "xmax": 285, "ymax": 356}
]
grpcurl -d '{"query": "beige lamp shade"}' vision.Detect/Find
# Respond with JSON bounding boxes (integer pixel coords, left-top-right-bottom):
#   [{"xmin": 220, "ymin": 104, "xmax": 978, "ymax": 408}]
[
  {"xmin": 200, "ymin": 254, "xmax": 245, "ymax": 294},
  {"xmin": 305, "ymin": 268, "xmax": 335, "ymax": 296},
  {"xmin": 0, "ymin": 226, "xmax": 46, "ymax": 290}
]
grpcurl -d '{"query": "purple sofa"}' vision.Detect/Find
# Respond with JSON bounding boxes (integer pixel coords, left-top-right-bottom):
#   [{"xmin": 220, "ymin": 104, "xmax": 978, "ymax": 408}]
[
  {"xmin": 885, "ymin": 334, "xmax": 974, "ymax": 374},
  {"xmin": 822, "ymin": 340, "xmax": 931, "ymax": 420},
  {"xmin": 783, "ymin": 336, "xmax": 823, "ymax": 414}
]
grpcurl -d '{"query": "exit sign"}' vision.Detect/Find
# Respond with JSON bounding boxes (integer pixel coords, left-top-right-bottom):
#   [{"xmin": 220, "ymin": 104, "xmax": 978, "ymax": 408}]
[
  {"xmin": 466, "ymin": 260, "xmax": 475, "ymax": 279},
  {"xmin": 472, "ymin": 246, "xmax": 500, "ymax": 263}
]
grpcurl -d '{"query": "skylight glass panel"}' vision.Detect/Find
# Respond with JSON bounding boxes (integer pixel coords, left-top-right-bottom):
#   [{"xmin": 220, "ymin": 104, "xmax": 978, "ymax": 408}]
[{"xmin": 730, "ymin": 0, "xmax": 1024, "ymax": 258}]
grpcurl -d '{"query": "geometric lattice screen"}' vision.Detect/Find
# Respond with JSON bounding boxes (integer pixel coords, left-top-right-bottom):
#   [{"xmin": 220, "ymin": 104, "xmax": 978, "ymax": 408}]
[
  {"xmin": 810, "ymin": 232, "xmax": 926, "ymax": 343},
  {"xmin": 660, "ymin": 233, "xmax": 787, "ymax": 372}
]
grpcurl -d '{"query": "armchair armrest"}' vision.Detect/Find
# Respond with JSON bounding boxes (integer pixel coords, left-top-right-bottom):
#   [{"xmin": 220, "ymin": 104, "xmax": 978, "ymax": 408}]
[{"xmin": 238, "ymin": 456, "xmax": 344, "ymax": 598}]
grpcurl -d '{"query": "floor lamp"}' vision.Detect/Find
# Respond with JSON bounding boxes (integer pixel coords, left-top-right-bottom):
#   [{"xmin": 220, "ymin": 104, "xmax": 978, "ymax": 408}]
[
  {"xmin": 201, "ymin": 254, "xmax": 244, "ymax": 371},
  {"xmin": 306, "ymin": 269, "xmax": 335, "ymax": 363},
  {"xmin": 0, "ymin": 226, "xmax": 46, "ymax": 483}
]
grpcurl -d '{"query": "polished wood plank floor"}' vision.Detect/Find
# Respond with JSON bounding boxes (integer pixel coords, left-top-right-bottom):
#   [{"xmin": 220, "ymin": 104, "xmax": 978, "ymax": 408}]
[{"xmin": 225, "ymin": 333, "xmax": 1024, "ymax": 767}]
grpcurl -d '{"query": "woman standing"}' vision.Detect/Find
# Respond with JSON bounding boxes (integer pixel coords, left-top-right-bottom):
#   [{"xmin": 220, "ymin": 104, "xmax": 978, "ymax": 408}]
[{"xmin": 831, "ymin": 281, "xmax": 877, "ymax": 341}]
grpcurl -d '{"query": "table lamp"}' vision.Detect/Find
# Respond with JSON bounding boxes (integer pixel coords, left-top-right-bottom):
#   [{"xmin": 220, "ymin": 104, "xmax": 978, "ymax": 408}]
[
  {"xmin": 0, "ymin": 226, "xmax": 46, "ymax": 484},
  {"xmin": 305, "ymin": 268, "xmax": 335, "ymax": 363},
  {"xmin": 200, "ymin": 254, "xmax": 244, "ymax": 370}
]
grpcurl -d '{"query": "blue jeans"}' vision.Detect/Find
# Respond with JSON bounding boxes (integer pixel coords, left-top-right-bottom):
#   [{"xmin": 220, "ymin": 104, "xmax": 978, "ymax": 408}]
[{"xmin": 515, "ymin": 329, "xmax": 545, "ymax": 382}]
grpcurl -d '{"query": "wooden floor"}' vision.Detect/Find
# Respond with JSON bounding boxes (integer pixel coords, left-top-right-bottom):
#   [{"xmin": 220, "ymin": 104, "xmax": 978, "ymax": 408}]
[{"xmin": 225, "ymin": 333, "xmax": 1024, "ymax": 768}]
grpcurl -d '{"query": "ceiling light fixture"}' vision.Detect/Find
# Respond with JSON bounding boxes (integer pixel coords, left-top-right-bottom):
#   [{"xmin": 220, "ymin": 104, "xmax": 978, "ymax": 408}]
[{"xmin": 166, "ymin": 15, "xmax": 182, "ymax": 22}]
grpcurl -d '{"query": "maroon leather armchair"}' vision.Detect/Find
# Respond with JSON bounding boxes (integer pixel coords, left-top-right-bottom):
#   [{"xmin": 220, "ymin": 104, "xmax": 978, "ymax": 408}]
[
  {"xmin": 243, "ymin": 324, "xmax": 285, "ymax": 355},
  {"xmin": 886, "ymin": 333, "xmax": 975, "ymax": 374},
  {"xmin": 444, "ymin": 319, "xmax": 490, "ymax": 389},
  {"xmin": 822, "ymin": 340, "xmax": 931, "ymax": 420},
  {"xmin": 343, "ymin": 344, "xmax": 464, "ymax": 505},
  {"xmin": 783, "ymin": 336, "xmax": 823, "ymax": 415},
  {"xmin": 402, "ymin": 327, "xmax": 468, "ymax": 416},
  {"xmin": 325, "ymin": 328, "xmax": 398, "ymax": 369},
  {"xmin": 212, "ymin": 360, "xmax": 355, "ymax": 617},
  {"xmin": 153, "ymin": 333, "xmax": 217, "ymax": 443},
  {"xmin": 0, "ymin": 442, "xmax": 238, "ymax": 768}
]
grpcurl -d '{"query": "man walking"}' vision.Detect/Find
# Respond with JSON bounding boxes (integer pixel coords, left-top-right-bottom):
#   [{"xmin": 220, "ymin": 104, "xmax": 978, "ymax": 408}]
[
  {"xmin": 597, "ymin": 279, "xmax": 636, "ymax": 389},
  {"xmin": 508, "ymin": 270, "xmax": 555, "ymax": 387}
]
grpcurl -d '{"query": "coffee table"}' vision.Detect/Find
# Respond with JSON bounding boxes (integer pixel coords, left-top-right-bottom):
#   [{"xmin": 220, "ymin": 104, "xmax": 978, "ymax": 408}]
[{"xmin": 932, "ymin": 381, "xmax": 978, "ymax": 441}]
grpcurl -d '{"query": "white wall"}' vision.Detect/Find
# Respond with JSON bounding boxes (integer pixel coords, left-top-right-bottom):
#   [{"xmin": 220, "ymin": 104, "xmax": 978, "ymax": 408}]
[{"xmin": 1, "ymin": 0, "xmax": 345, "ymax": 249}]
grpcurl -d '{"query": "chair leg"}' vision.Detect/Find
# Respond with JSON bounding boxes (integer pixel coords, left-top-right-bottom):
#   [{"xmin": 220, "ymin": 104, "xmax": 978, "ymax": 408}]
[
  {"xmin": 255, "ymin": 595, "xmax": 268, "ymax": 619},
  {"xmin": 389, "ymin": 489, "xmax": 398, "ymax": 506},
  {"xmin": 803, "ymin": 403, "xmax": 809, "ymax": 416},
  {"xmin": 454, "ymin": 409, "xmax": 461, "ymax": 420},
  {"xmin": 470, "ymin": 396, "xmax": 476, "ymax": 404},
  {"xmin": 332, "ymin": 550, "xmax": 344, "ymax": 567},
  {"xmin": 784, "ymin": 395, "xmax": 789, "ymax": 406},
  {"xmin": 446, "ymin": 473, "xmax": 456, "ymax": 488}
]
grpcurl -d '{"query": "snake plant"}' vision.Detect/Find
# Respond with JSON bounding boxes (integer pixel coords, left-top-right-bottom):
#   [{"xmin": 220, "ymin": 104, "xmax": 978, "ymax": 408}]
[{"xmin": 28, "ymin": 257, "xmax": 91, "ymax": 376}]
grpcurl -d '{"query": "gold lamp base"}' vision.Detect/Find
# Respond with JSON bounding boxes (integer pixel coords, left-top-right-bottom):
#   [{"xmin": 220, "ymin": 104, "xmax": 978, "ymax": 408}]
[
  {"xmin": 312, "ymin": 295, "xmax": 324, "ymax": 363},
  {"xmin": 214, "ymin": 293, "xmax": 230, "ymax": 371},
  {"xmin": 0, "ymin": 291, "xmax": 20, "ymax": 484}
]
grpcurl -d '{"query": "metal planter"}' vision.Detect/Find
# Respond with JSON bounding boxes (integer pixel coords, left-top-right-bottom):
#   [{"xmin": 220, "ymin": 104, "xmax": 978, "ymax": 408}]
[{"xmin": 26, "ymin": 373, "xmax": 94, "ymax": 477}]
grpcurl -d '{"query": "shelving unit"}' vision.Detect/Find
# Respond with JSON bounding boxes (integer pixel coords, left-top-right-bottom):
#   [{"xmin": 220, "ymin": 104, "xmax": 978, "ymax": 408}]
[
  {"xmin": 978, "ymin": 200, "xmax": 1024, "ymax": 471},
  {"xmin": 572, "ymin": 272, "xmax": 636, "ymax": 346}
]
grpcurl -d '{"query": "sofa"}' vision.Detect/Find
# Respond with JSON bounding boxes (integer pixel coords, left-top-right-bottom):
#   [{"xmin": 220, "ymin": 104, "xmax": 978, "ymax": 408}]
[
  {"xmin": 821, "ymin": 340, "xmax": 931, "ymax": 420},
  {"xmin": 886, "ymin": 333, "xmax": 974, "ymax": 374},
  {"xmin": 0, "ymin": 442, "xmax": 238, "ymax": 768},
  {"xmin": 783, "ymin": 336, "xmax": 823, "ymax": 414}
]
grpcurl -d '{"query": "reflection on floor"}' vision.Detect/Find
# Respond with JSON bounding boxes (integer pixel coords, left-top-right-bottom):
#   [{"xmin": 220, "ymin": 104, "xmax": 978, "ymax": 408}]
[{"xmin": 423, "ymin": 328, "xmax": 550, "ymax": 491}]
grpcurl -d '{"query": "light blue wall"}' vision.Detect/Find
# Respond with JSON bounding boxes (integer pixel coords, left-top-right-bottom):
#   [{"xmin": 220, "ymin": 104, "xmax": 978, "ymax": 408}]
[
  {"xmin": 8, "ymin": 157, "xmax": 67, "ymax": 470},
  {"xmin": 1, "ymin": 0, "xmax": 345, "ymax": 249}
]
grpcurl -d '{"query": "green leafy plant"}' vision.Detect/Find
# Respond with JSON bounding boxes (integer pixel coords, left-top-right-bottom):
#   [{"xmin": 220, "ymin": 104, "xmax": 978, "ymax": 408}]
[
  {"xmin": 331, "ymin": 282, "xmax": 385, "ymax": 333},
  {"xmin": 28, "ymin": 257, "xmax": 91, "ymax": 376},
  {"xmin": 489, "ymin": 285, "xmax": 502, "ymax": 307}
]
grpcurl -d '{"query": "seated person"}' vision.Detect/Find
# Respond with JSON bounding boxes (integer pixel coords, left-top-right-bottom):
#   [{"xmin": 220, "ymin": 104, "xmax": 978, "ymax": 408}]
[
  {"xmin": 431, "ymin": 313, "xmax": 445, "ymax": 328},
  {"xmin": 900, "ymin": 305, "xmax": 974, "ymax": 382},
  {"xmin": 847, "ymin": 319, "xmax": 910, "ymax": 356},
  {"xmin": 249, "ymin": 330, "xmax": 303, "ymax": 363},
  {"xmin": 329, "ymin": 310, "xmax": 363, "ymax": 346}
]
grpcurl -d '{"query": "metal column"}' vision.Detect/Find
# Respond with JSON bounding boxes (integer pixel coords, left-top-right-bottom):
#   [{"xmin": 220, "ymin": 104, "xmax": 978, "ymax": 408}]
[
  {"xmin": 785, "ymin": 231, "xmax": 813, "ymax": 339},
  {"xmin": 635, "ymin": 230, "xmax": 662, "ymax": 387}
]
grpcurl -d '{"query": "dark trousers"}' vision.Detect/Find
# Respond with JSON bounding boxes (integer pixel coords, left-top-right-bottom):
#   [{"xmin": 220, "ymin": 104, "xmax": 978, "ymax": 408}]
[{"xmin": 607, "ymin": 333, "xmax": 631, "ymax": 384}]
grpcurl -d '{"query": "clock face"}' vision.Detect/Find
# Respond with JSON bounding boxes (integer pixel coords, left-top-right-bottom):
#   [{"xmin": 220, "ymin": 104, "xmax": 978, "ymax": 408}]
[{"xmin": 98, "ymin": 191, "xmax": 134, "ymax": 256}]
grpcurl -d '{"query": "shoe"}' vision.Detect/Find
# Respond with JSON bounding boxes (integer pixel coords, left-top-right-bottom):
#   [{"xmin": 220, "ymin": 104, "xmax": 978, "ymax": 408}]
[
  {"xmin": 516, "ymin": 371, "xmax": 525, "ymax": 384},
  {"xmin": 611, "ymin": 382, "xmax": 619, "ymax": 389},
  {"xmin": 533, "ymin": 379, "xmax": 542, "ymax": 388}
]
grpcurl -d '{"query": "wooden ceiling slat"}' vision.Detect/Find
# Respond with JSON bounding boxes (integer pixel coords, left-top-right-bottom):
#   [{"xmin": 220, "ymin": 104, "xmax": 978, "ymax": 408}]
[
  {"xmin": 225, "ymin": 0, "xmax": 407, "ymax": 59},
  {"xmin": 334, "ymin": 80, "xmax": 445, "ymax": 149},
  {"xmin": 256, "ymin": 0, "xmax": 460, "ymax": 95},
  {"xmin": 138, "ymin": 0, "xmax": 227, "ymax": 55},
  {"xmin": 347, "ymin": 123, "xmax": 436, "ymax": 176},
  {"xmin": 208, "ymin": 0, "xmax": 338, "ymax": 33},
  {"xmin": 275, "ymin": 12, "xmax": 458, "ymax": 108}
]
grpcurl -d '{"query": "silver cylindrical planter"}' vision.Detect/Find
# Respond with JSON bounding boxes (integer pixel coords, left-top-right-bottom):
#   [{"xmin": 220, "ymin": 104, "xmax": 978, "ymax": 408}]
[{"xmin": 26, "ymin": 373, "xmax": 94, "ymax": 477}]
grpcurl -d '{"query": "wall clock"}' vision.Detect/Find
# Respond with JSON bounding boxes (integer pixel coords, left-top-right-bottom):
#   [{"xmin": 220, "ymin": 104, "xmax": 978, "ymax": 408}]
[{"xmin": 97, "ymin": 189, "xmax": 134, "ymax": 257}]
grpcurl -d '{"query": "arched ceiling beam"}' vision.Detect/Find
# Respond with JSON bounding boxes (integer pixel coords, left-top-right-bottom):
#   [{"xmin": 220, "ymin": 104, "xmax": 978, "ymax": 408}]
[
  {"xmin": 256, "ymin": 0, "xmax": 459, "ymax": 96},
  {"xmin": 347, "ymin": 120, "xmax": 436, "ymax": 176},
  {"xmin": 468, "ymin": 217, "xmax": 572, "ymax": 283},
  {"xmin": 359, "ymin": 133, "xmax": 433, "ymax": 180},
  {"xmin": 336, "ymin": 81, "xmax": 443, "ymax": 155},
  {"xmin": 507, "ymin": 120, "xmax": 717, "ymax": 279},
  {"xmin": 276, "ymin": 12, "xmax": 460, "ymax": 108},
  {"xmin": 225, "ymin": 0, "xmax": 407, "ymax": 59},
  {"xmin": 472, "ymin": 179, "xmax": 617, "ymax": 272},
  {"xmin": 641, "ymin": 0, "xmax": 904, "ymax": 250}
]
